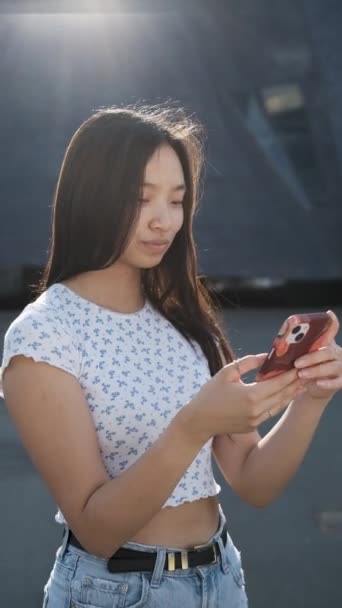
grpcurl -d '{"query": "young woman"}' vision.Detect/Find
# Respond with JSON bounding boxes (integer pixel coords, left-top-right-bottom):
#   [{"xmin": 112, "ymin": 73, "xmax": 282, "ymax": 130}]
[{"xmin": 1, "ymin": 105, "xmax": 341, "ymax": 608}]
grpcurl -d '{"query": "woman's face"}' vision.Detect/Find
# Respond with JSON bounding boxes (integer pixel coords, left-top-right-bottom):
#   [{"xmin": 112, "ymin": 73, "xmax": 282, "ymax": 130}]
[{"xmin": 121, "ymin": 144, "xmax": 186, "ymax": 268}]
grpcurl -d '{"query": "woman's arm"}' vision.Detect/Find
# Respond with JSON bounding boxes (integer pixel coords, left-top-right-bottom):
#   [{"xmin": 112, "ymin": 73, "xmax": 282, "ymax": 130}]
[
  {"xmin": 213, "ymin": 314, "xmax": 342, "ymax": 507},
  {"xmin": 213, "ymin": 393, "xmax": 329, "ymax": 508},
  {"xmin": 2, "ymin": 356, "xmax": 206, "ymax": 559}
]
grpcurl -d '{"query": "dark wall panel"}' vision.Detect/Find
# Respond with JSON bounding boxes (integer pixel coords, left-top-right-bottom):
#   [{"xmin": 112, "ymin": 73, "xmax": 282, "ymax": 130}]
[{"xmin": 0, "ymin": 1, "xmax": 341, "ymax": 281}]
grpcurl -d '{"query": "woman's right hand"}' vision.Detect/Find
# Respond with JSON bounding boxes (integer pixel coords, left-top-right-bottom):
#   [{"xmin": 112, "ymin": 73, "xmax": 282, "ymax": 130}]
[{"xmin": 179, "ymin": 354, "xmax": 306, "ymax": 444}]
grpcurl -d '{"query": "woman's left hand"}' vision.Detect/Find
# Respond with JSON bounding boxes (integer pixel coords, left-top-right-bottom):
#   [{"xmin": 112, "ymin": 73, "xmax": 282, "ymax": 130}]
[{"xmin": 294, "ymin": 310, "xmax": 342, "ymax": 401}]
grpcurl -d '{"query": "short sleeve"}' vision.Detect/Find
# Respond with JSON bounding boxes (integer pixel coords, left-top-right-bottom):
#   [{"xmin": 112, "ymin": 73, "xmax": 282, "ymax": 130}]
[{"xmin": 0, "ymin": 305, "xmax": 80, "ymax": 399}]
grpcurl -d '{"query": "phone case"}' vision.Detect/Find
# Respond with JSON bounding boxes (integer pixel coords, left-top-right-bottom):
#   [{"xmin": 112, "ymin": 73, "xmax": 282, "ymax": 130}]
[{"xmin": 255, "ymin": 312, "xmax": 333, "ymax": 381}]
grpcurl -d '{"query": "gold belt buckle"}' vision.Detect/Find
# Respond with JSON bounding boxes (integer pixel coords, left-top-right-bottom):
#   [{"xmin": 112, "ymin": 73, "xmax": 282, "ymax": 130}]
[
  {"xmin": 167, "ymin": 543, "xmax": 217, "ymax": 571},
  {"xmin": 167, "ymin": 552, "xmax": 176, "ymax": 571},
  {"xmin": 167, "ymin": 550, "xmax": 189, "ymax": 571},
  {"xmin": 181, "ymin": 551, "xmax": 189, "ymax": 570}
]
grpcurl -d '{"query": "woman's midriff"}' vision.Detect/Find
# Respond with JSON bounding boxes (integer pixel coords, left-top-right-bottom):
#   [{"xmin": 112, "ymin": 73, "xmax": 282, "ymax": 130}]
[{"xmin": 128, "ymin": 495, "xmax": 220, "ymax": 549}]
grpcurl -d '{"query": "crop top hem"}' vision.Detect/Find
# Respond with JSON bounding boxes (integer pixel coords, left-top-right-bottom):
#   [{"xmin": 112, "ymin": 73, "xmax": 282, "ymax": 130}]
[{"xmin": 161, "ymin": 485, "xmax": 222, "ymax": 509}]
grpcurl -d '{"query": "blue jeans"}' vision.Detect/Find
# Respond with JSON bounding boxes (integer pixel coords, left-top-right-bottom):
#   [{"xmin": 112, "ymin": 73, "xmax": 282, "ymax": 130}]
[{"xmin": 42, "ymin": 505, "xmax": 248, "ymax": 607}]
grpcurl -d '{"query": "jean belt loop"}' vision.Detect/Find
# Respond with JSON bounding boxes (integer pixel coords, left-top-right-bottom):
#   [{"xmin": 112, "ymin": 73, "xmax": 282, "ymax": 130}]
[
  {"xmin": 216, "ymin": 534, "xmax": 229, "ymax": 574},
  {"xmin": 150, "ymin": 548, "xmax": 166, "ymax": 589},
  {"xmin": 217, "ymin": 503, "xmax": 226, "ymax": 534},
  {"xmin": 57, "ymin": 524, "xmax": 70, "ymax": 560}
]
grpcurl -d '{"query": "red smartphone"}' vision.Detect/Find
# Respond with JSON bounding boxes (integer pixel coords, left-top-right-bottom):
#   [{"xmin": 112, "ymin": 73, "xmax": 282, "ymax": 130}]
[{"xmin": 255, "ymin": 312, "xmax": 333, "ymax": 381}]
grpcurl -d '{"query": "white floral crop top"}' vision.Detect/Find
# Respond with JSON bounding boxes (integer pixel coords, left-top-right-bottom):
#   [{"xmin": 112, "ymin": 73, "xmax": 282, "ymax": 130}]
[{"xmin": 0, "ymin": 283, "xmax": 221, "ymax": 526}]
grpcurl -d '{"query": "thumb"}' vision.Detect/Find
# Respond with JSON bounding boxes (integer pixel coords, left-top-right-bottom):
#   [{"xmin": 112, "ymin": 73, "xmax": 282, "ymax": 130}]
[
  {"xmin": 324, "ymin": 310, "xmax": 340, "ymax": 343},
  {"xmin": 225, "ymin": 353, "xmax": 268, "ymax": 380}
]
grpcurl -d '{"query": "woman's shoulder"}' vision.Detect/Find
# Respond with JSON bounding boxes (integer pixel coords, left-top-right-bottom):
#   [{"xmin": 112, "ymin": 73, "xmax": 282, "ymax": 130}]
[
  {"xmin": 0, "ymin": 286, "xmax": 81, "ymax": 398},
  {"xmin": 5, "ymin": 284, "xmax": 72, "ymax": 334}
]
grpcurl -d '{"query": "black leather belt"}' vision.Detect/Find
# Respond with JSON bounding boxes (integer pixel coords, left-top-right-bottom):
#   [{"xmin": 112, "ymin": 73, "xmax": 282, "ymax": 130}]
[{"xmin": 66, "ymin": 523, "xmax": 227, "ymax": 573}]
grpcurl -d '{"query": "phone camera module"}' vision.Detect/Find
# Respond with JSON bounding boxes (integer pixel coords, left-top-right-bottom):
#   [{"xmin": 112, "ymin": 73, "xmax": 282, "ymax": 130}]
[{"xmin": 294, "ymin": 332, "xmax": 305, "ymax": 342}]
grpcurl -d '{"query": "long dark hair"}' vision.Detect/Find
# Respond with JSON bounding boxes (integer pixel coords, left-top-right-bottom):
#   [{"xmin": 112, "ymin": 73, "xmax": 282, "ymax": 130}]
[{"xmin": 33, "ymin": 104, "xmax": 235, "ymax": 375}]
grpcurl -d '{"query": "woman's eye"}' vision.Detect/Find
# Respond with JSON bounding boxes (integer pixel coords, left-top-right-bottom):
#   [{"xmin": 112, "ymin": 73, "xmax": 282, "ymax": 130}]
[{"xmin": 139, "ymin": 199, "xmax": 183, "ymax": 206}]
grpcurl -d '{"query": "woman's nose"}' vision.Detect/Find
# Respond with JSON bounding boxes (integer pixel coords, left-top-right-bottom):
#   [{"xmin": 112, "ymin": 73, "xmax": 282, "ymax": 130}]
[{"xmin": 150, "ymin": 206, "xmax": 172, "ymax": 230}]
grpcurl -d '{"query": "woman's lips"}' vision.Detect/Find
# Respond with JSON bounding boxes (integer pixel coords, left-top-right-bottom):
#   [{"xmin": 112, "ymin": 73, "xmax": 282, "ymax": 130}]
[{"xmin": 141, "ymin": 241, "xmax": 170, "ymax": 253}]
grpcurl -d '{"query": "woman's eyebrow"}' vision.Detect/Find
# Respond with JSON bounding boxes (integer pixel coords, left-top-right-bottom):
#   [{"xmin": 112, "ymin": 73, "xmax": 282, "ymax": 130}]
[{"xmin": 143, "ymin": 181, "xmax": 186, "ymax": 192}]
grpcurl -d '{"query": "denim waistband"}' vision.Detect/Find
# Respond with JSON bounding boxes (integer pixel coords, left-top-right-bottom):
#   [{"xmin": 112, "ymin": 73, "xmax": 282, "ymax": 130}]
[{"xmin": 57, "ymin": 503, "xmax": 232, "ymax": 587}]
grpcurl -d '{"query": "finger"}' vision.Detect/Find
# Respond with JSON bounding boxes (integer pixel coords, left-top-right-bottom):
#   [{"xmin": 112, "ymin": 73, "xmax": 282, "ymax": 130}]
[
  {"xmin": 316, "ymin": 311, "xmax": 340, "ymax": 346},
  {"xmin": 256, "ymin": 380, "xmax": 305, "ymax": 423},
  {"xmin": 249, "ymin": 367, "xmax": 298, "ymax": 401},
  {"xmin": 256, "ymin": 399, "xmax": 292, "ymax": 426},
  {"xmin": 315, "ymin": 376, "xmax": 342, "ymax": 390},
  {"xmin": 256, "ymin": 404, "xmax": 285, "ymax": 426},
  {"xmin": 327, "ymin": 310, "xmax": 340, "ymax": 338},
  {"xmin": 295, "ymin": 342, "xmax": 339, "ymax": 369},
  {"xmin": 297, "ymin": 360, "xmax": 342, "ymax": 381},
  {"xmin": 256, "ymin": 378, "xmax": 304, "ymax": 418},
  {"xmin": 225, "ymin": 353, "xmax": 268, "ymax": 380}
]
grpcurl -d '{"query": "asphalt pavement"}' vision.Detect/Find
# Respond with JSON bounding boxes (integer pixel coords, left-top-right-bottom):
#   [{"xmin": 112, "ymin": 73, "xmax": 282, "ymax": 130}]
[{"xmin": 1, "ymin": 304, "xmax": 341, "ymax": 607}]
